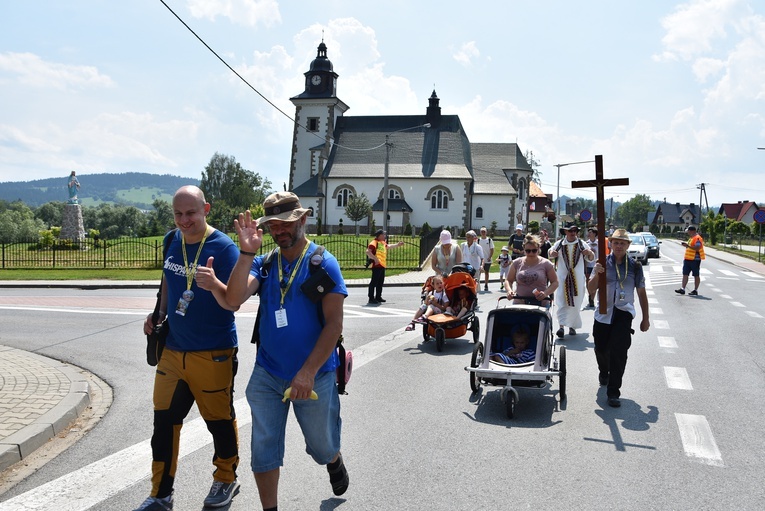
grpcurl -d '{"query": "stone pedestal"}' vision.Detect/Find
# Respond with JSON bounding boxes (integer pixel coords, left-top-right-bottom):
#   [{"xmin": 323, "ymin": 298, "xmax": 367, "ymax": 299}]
[{"xmin": 61, "ymin": 204, "xmax": 85, "ymax": 240}]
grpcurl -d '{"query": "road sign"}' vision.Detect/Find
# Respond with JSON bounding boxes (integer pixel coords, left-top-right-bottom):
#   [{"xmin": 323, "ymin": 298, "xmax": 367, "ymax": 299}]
[
  {"xmin": 580, "ymin": 209, "xmax": 592, "ymax": 222},
  {"xmin": 753, "ymin": 209, "xmax": 765, "ymax": 224}
]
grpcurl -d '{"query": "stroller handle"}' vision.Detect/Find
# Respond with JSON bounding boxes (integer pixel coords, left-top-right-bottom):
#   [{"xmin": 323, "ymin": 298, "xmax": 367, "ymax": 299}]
[{"xmin": 498, "ymin": 295, "xmax": 550, "ymax": 306}]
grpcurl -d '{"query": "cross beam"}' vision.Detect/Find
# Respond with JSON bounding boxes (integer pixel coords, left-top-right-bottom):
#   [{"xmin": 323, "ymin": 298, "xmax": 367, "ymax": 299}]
[{"xmin": 571, "ymin": 155, "xmax": 629, "ymax": 313}]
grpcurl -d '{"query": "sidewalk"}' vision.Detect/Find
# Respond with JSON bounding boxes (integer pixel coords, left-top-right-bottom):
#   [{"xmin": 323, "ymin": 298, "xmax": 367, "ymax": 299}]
[{"xmin": 1, "ymin": 241, "xmax": 763, "ymax": 474}]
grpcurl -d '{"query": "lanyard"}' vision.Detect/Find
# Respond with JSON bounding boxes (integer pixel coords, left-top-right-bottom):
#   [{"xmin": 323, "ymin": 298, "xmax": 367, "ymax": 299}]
[
  {"xmin": 614, "ymin": 257, "xmax": 629, "ymax": 292},
  {"xmin": 277, "ymin": 242, "xmax": 310, "ymax": 307},
  {"xmin": 181, "ymin": 228, "xmax": 210, "ymax": 291}
]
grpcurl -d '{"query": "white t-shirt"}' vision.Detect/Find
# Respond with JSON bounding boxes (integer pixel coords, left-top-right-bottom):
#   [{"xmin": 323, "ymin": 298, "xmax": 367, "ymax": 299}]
[
  {"xmin": 461, "ymin": 242, "xmax": 485, "ymax": 271},
  {"xmin": 478, "ymin": 237, "xmax": 494, "ymax": 263}
]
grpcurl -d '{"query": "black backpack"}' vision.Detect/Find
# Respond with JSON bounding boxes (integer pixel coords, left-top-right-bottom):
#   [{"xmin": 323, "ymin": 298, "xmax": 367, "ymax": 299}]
[{"xmin": 249, "ymin": 245, "xmax": 350, "ymax": 395}]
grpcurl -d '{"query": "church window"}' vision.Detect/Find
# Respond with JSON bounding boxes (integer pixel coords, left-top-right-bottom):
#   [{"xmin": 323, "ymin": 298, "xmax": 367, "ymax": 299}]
[
  {"xmin": 337, "ymin": 188, "xmax": 353, "ymax": 207},
  {"xmin": 476, "ymin": 207, "xmax": 483, "ymax": 219},
  {"xmin": 388, "ymin": 189, "xmax": 400, "ymax": 199},
  {"xmin": 307, "ymin": 118, "xmax": 320, "ymax": 132},
  {"xmin": 431, "ymin": 190, "xmax": 448, "ymax": 210}
]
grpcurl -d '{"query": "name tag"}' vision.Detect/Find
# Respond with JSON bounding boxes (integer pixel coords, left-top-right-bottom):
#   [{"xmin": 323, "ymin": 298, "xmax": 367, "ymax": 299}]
[{"xmin": 275, "ymin": 308, "xmax": 288, "ymax": 328}]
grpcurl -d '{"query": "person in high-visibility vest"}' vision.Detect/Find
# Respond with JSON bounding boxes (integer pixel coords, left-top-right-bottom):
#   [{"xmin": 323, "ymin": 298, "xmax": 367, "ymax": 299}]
[{"xmin": 675, "ymin": 225, "xmax": 705, "ymax": 296}]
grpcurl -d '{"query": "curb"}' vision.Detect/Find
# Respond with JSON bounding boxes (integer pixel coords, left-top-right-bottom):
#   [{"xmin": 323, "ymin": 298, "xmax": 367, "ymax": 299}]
[{"xmin": 0, "ymin": 351, "xmax": 91, "ymax": 473}]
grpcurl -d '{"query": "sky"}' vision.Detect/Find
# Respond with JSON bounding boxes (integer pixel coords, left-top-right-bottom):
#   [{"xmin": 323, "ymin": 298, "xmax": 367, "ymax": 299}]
[{"xmin": 1, "ymin": 0, "xmax": 764, "ymax": 208}]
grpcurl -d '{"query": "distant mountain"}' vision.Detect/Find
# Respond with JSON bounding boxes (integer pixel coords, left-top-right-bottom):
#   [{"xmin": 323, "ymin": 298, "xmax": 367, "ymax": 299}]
[{"xmin": 0, "ymin": 172, "xmax": 200, "ymax": 209}]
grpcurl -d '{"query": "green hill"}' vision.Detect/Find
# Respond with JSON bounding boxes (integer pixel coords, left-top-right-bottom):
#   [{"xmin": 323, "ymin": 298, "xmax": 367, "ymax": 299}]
[{"xmin": 0, "ymin": 172, "xmax": 200, "ymax": 209}]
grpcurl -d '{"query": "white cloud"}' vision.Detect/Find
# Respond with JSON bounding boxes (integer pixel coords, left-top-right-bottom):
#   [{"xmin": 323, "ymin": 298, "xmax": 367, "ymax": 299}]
[
  {"xmin": 453, "ymin": 41, "xmax": 480, "ymax": 66},
  {"xmin": 0, "ymin": 52, "xmax": 114, "ymax": 90},
  {"xmin": 186, "ymin": 0, "xmax": 281, "ymax": 27}
]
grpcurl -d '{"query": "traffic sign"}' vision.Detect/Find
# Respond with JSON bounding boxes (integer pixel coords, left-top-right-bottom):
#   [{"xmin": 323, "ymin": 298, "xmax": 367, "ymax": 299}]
[
  {"xmin": 580, "ymin": 209, "xmax": 592, "ymax": 222},
  {"xmin": 753, "ymin": 209, "xmax": 765, "ymax": 224}
]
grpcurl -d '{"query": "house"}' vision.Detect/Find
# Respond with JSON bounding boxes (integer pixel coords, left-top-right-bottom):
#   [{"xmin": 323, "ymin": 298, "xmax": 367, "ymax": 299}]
[
  {"xmin": 288, "ymin": 42, "xmax": 538, "ymax": 235},
  {"xmin": 650, "ymin": 202, "xmax": 702, "ymax": 232},
  {"xmin": 718, "ymin": 201, "xmax": 761, "ymax": 225}
]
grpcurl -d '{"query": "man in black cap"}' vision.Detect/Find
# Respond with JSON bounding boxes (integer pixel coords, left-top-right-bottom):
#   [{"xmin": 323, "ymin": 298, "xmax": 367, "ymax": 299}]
[{"xmin": 366, "ymin": 229, "xmax": 404, "ymax": 304}]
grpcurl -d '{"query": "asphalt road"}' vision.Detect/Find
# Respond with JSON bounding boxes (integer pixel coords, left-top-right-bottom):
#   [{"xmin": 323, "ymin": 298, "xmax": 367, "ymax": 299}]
[{"xmin": 1, "ymin": 241, "xmax": 764, "ymax": 510}]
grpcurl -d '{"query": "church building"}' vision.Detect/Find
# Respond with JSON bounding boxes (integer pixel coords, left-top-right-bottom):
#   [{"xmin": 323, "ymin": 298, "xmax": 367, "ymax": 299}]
[{"xmin": 288, "ymin": 42, "xmax": 537, "ymax": 235}]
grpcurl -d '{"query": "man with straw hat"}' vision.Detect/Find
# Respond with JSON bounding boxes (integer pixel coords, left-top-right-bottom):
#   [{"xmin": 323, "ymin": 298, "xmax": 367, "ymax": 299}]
[{"xmin": 587, "ymin": 228, "xmax": 650, "ymax": 408}]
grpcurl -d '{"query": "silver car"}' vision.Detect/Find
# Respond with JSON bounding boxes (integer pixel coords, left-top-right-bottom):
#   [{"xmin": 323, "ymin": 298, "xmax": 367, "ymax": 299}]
[
  {"xmin": 640, "ymin": 233, "xmax": 661, "ymax": 258},
  {"xmin": 627, "ymin": 234, "xmax": 649, "ymax": 265}
]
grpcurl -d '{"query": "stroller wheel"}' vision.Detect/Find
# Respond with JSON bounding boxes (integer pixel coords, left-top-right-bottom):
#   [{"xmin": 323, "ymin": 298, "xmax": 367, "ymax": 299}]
[
  {"xmin": 470, "ymin": 316, "xmax": 480, "ymax": 343},
  {"xmin": 435, "ymin": 328, "xmax": 445, "ymax": 352},
  {"xmin": 470, "ymin": 343, "xmax": 483, "ymax": 393},
  {"xmin": 506, "ymin": 391, "xmax": 516, "ymax": 419},
  {"xmin": 558, "ymin": 346, "xmax": 567, "ymax": 402}
]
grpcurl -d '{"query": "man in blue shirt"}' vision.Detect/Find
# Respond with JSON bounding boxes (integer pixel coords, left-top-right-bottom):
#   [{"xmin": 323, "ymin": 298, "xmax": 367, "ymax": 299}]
[
  {"xmin": 587, "ymin": 229, "xmax": 650, "ymax": 408},
  {"xmin": 226, "ymin": 192, "xmax": 348, "ymax": 511},
  {"xmin": 136, "ymin": 186, "xmax": 241, "ymax": 510}
]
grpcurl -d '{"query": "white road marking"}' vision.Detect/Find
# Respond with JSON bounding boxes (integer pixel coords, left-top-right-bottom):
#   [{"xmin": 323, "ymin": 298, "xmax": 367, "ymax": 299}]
[
  {"xmin": 647, "ymin": 297, "xmax": 659, "ymax": 304},
  {"xmin": 744, "ymin": 310, "xmax": 763, "ymax": 318},
  {"xmin": 742, "ymin": 271, "xmax": 764, "ymax": 279},
  {"xmin": 675, "ymin": 413, "xmax": 724, "ymax": 467},
  {"xmin": 664, "ymin": 367, "xmax": 693, "ymax": 390},
  {"xmin": 729, "ymin": 301, "xmax": 746, "ymax": 307},
  {"xmin": 649, "ymin": 307, "xmax": 664, "ymax": 315},
  {"xmin": 0, "ymin": 327, "xmax": 417, "ymax": 511},
  {"xmin": 719, "ymin": 295, "xmax": 732, "ymax": 299},
  {"xmin": 653, "ymin": 319, "xmax": 670, "ymax": 329},
  {"xmin": 0, "ymin": 306, "xmax": 145, "ymax": 316},
  {"xmin": 718, "ymin": 269, "xmax": 737, "ymax": 276},
  {"xmin": 658, "ymin": 336, "xmax": 678, "ymax": 349}
]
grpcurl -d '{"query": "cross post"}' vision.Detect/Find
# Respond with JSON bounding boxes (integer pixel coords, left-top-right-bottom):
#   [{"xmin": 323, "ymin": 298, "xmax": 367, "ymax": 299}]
[{"xmin": 571, "ymin": 155, "xmax": 629, "ymax": 314}]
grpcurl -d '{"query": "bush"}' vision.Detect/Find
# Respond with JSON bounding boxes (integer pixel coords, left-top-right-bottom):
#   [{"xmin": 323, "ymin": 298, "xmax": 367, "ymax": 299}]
[
  {"xmin": 337, "ymin": 218, "xmax": 344, "ymax": 235},
  {"xmin": 404, "ymin": 223, "xmax": 412, "ymax": 236},
  {"xmin": 420, "ymin": 222, "xmax": 431, "ymax": 237},
  {"xmin": 38, "ymin": 230, "xmax": 54, "ymax": 249},
  {"xmin": 51, "ymin": 226, "xmax": 62, "ymax": 238},
  {"xmin": 316, "ymin": 217, "xmax": 323, "ymax": 236}
]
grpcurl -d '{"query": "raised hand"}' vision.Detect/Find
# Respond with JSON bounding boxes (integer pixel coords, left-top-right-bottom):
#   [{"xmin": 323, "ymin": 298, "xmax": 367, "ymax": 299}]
[{"xmin": 234, "ymin": 210, "xmax": 264, "ymax": 253}]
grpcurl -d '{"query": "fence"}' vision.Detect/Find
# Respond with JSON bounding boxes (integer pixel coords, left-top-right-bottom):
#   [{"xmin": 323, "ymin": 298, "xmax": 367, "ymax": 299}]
[{"xmin": 1, "ymin": 234, "xmax": 429, "ymax": 270}]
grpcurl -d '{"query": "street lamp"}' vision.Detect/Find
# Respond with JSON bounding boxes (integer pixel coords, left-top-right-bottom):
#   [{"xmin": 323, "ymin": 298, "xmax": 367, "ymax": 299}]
[
  {"xmin": 554, "ymin": 160, "xmax": 594, "ymax": 235},
  {"xmin": 383, "ymin": 123, "xmax": 431, "ymax": 232}
]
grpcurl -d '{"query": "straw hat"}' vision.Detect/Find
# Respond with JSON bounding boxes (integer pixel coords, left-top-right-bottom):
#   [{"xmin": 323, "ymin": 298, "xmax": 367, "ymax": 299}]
[{"xmin": 608, "ymin": 228, "xmax": 632, "ymax": 243}]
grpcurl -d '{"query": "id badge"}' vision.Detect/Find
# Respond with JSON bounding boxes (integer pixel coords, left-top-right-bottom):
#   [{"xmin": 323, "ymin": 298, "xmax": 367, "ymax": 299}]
[
  {"xmin": 175, "ymin": 297, "xmax": 189, "ymax": 316},
  {"xmin": 275, "ymin": 308, "xmax": 288, "ymax": 328},
  {"xmin": 617, "ymin": 291, "xmax": 626, "ymax": 304}
]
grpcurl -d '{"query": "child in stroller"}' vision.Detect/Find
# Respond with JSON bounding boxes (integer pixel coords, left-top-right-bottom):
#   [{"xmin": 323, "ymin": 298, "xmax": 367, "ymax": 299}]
[
  {"xmin": 489, "ymin": 324, "xmax": 535, "ymax": 364},
  {"xmin": 446, "ymin": 286, "xmax": 473, "ymax": 319},
  {"xmin": 405, "ymin": 275, "xmax": 449, "ymax": 331}
]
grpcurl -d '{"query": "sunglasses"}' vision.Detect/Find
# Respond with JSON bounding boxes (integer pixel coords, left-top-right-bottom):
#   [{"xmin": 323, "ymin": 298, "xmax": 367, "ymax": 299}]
[{"xmin": 524, "ymin": 248, "xmax": 538, "ymax": 253}]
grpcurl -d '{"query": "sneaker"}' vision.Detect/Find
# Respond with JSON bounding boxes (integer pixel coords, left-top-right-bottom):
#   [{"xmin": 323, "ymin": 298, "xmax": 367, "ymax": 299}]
[
  {"xmin": 569, "ymin": 328, "xmax": 576, "ymax": 336},
  {"xmin": 484, "ymin": 285, "xmax": 489, "ymax": 291},
  {"xmin": 689, "ymin": 290, "xmax": 698, "ymax": 296},
  {"xmin": 133, "ymin": 494, "xmax": 173, "ymax": 511},
  {"xmin": 675, "ymin": 288, "xmax": 685, "ymax": 295},
  {"xmin": 607, "ymin": 397, "xmax": 621, "ymax": 408},
  {"xmin": 203, "ymin": 480, "xmax": 240, "ymax": 508},
  {"xmin": 556, "ymin": 327, "xmax": 564, "ymax": 338},
  {"xmin": 327, "ymin": 453, "xmax": 349, "ymax": 496},
  {"xmin": 376, "ymin": 297, "xmax": 387, "ymax": 303}
]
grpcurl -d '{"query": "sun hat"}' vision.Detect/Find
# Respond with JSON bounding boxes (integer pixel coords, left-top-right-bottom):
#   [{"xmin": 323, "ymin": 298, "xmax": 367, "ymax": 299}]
[
  {"xmin": 515, "ymin": 224, "xmax": 523, "ymax": 230},
  {"xmin": 608, "ymin": 228, "xmax": 632, "ymax": 243},
  {"xmin": 257, "ymin": 192, "xmax": 309, "ymax": 224},
  {"xmin": 439, "ymin": 230, "xmax": 452, "ymax": 244},
  {"xmin": 500, "ymin": 246, "xmax": 509, "ymax": 252},
  {"xmin": 559, "ymin": 222, "xmax": 580, "ymax": 236}
]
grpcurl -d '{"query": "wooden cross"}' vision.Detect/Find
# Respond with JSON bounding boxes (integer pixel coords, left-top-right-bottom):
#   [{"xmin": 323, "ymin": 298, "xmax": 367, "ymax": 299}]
[{"xmin": 572, "ymin": 155, "xmax": 629, "ymax": 314}]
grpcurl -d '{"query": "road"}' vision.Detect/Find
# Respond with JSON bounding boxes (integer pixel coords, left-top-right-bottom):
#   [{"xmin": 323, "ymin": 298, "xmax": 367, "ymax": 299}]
[{"xmin": 1, "ymin": 241, "xmax": 764, "ymax": 510}]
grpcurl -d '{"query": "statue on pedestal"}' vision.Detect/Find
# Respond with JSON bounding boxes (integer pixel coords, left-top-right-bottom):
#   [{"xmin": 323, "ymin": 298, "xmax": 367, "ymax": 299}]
[{"xmin": 67, "ymin": 171, "xmax": 81, "ymax": 204}]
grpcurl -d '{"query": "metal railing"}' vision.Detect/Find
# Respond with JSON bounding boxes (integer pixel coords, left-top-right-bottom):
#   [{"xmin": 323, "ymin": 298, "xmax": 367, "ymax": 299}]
[{"xmin": 1, "ymin": 234, "xmax": 429, "ymax": 270}]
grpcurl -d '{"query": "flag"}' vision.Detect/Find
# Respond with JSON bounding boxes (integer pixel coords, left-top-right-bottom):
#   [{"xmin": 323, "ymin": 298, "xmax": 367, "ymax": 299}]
[{"xmin": 529, "ymin": 202, "xmax": 536, "ymax": 211}]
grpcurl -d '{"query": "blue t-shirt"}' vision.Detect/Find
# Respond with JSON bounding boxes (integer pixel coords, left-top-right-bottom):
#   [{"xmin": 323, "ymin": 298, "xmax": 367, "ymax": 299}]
[
  {"xmin": 593, "ymin": 254, "xmax": 645, "ymax": 324},
  {"xmin": 164, "ymin": 229, "xmax": 239, "ymax": 351},
  {"xmin": 251, "ymin": 241, "xmax": 348, "ymax": 380}
]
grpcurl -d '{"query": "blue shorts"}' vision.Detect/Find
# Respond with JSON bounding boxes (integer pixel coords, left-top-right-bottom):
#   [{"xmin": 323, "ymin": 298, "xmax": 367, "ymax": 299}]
[
  {"xmin": 246, "ymin": 363, "xmax": 341, "ymax": 472},
  {"xmin": 682, "ymin": 259, "xmax": 701, "ymax": 277}
]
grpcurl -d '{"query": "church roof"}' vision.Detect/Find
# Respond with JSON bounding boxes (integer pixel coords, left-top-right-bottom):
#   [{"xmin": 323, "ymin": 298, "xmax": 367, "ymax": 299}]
[
  {"xmin": 470, "ymin": 143, "xmax": 531, "ymax": 195},
  {"xmin": 323, "ymin": 115, "xmax": 472, "ymax": 181}
]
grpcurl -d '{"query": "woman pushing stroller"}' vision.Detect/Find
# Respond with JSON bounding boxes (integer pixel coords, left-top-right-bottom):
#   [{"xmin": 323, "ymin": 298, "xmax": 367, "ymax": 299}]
[{"xmin": 504, "ymin": 234, "xmax": 559, "ymax": 306}]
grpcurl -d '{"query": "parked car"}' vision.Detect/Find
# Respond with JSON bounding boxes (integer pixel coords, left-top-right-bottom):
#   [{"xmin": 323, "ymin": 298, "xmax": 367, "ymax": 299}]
[
  {"xmin": 640, "ymin": 233, "xmax": 661, "ymax": 258},
  {"xmin": 627, "ymin": 234, "xmax": 649, "ymax": 265}
]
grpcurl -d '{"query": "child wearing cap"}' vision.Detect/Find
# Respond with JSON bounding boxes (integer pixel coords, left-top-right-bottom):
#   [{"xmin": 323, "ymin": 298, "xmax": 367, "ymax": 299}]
[{"xmin": 496, "ymin": 246, "xmax": 511, "ymax": 290}]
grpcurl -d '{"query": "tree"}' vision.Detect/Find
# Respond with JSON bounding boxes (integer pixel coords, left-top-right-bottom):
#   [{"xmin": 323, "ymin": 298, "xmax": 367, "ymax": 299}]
[
  {"xmin": 344, "ymin": 193, "xmax": 372, "ymax": 236},
  {"xmin": 35, "ymin": 201, "xmax": 65, "ymax": 228},
  {"xmin": 146, "ymin": 199, "xmax": 174, "ymax": 236},
  {"xmin": 524, "ymin": 150, "xmax": 542, "ymax": 185},
  {"xmin": 200, "ymin": 152, "xmax": 273, "ymax": 232},
  {"xmin": 614, "ymin": 194, "xmax": 652, "ymax": 231}
]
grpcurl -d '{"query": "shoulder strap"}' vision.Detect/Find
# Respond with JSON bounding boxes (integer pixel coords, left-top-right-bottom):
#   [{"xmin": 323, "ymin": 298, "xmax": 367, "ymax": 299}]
[{"xmin": 152, "ymin": 229, "xmax": 177, "ymax": 325}]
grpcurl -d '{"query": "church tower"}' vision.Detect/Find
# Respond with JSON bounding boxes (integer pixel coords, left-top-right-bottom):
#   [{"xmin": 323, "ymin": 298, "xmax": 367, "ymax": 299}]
[{"xmin": 288, "ymin": 42, "xmax": 349, "ymax": 192}]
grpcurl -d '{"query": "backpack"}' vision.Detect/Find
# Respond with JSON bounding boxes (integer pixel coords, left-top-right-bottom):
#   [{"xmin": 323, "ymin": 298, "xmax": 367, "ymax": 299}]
[{"xmin": 249, "ymin": 245, "xmax": 351, "ymax": 395}]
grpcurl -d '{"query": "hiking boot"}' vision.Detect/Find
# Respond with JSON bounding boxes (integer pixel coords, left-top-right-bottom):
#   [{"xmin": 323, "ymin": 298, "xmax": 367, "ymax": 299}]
[
  {"xmin": 203, "ymin": 480, "xmax": 240, "ymax": 508},
  {"xmin": 133, "ymin": 494, "xmax": 173, "ymax": 511},
  {"xmin": 675, "ymin": 288, "xmax": 685, "ymax": 295}
]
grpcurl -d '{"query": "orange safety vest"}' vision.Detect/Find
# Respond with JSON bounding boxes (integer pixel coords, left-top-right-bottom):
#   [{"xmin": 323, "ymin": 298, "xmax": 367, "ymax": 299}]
[{"xmin": 684, "ymin": 234, "xmax": 705, "ymax": 260}]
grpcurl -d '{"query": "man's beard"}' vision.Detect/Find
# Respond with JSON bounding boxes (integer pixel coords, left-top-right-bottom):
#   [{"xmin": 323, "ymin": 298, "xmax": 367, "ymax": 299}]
[{"xmin": 272, "ymin": 222, "xmax": 304, "ymax": 249}]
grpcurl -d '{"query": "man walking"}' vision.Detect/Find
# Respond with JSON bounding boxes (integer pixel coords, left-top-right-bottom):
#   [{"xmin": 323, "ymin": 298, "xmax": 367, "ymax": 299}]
[
  {"xmin": 549, "ymin": 223, "xmax": 595, "ymax": 337},
  {"xmin": 675, "ymin": 225, "xmax": 705, "ymax": 296},
  {"xmin": 366, "ymin": 229, "xmax": 404, "ymax": 304},
  {"xmin": 226, "ymin": 192, "xmax": 349, "ymax": 511},
  {"xmin": 477, "ymin": 227, "xmax": 495, "ymax": 291},
  {"xmin": 136, "ymin": 186, "xmax": 241, "ymax": 510},
  {"xmin": 508, "ymin": 224, "xmax": 525, "ymax": 260},
  {"xmin": 588, "ymin": 229, "xmax": 650, "ymax": 408},
  {"xmin": 460, "ymin": 230, "xmax": 485, "ymax": 278}
]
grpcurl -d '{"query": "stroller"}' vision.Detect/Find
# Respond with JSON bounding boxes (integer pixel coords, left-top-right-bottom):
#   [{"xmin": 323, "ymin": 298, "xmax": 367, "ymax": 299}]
[
  {"xmin": 421, "ymin": 266, "xmax": 480, "ymax": 352},
  {"xmin": 465, "ymin": 296, "xmax": 566, "ymax": 419}
]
